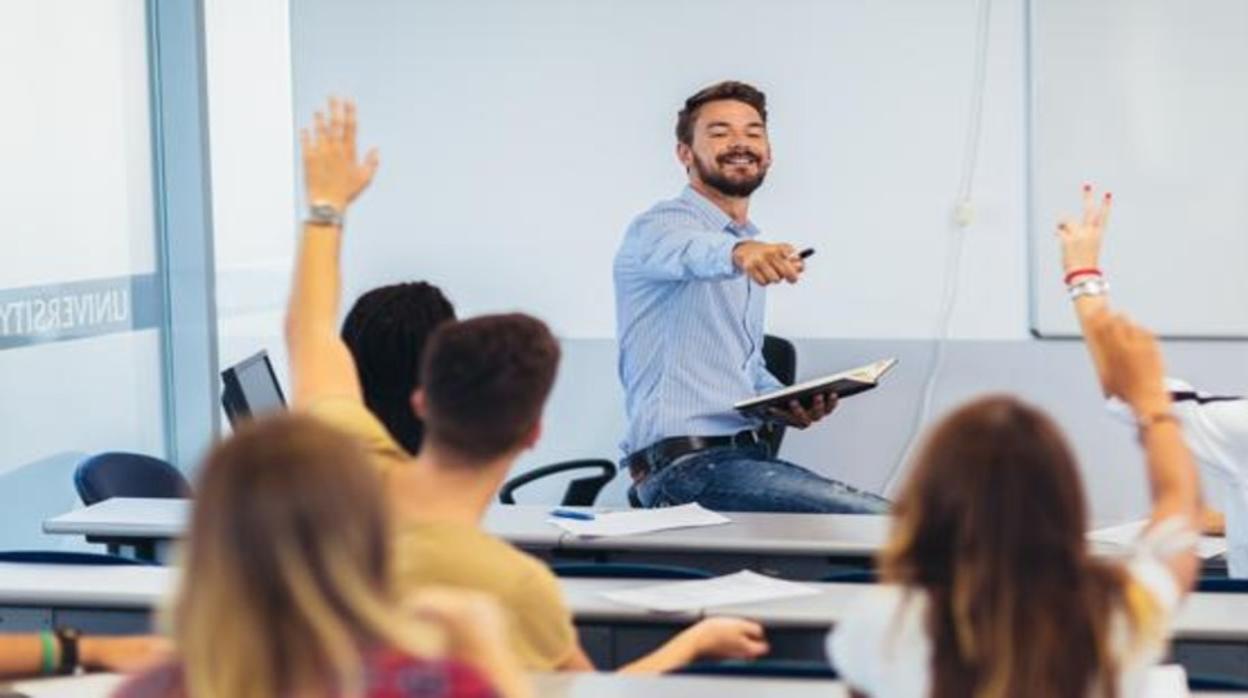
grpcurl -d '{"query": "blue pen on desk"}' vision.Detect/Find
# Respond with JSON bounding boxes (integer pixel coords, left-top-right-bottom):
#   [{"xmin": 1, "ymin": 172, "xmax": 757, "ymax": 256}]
[{"xmin": 550, "ymin": 509, "xmax": 596, "ymax": 521}]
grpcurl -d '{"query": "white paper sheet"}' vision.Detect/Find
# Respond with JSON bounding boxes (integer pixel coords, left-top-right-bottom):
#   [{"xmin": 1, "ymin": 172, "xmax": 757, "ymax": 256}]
[
  {"xmin": 1145, "ymin": 665, "xmax": 1190, "ymax": 698},
  {"xmin": 547, "ymin": 502, "xmax": 730, "ymax": 538},
  {"xmin": 1088, "ymin": 520, "xmax": 1227, "ymax": 560},
  {"xmin": 600, "ymin": 570, "xmax": 820, "ymax": 613}
]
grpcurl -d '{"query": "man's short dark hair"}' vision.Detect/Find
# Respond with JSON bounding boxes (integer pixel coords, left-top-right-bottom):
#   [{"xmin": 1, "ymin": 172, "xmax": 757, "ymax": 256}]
[
  {"xmin": 675, "ymin": 81, "xmax": 768, "ymax": 146},
  {"xmin": 341, "ymin": 282, "xmax": 456, "ymax": 455},
  {"xmin": 421, "ymin": 313, "xmax": 561, "ymax": 461}
]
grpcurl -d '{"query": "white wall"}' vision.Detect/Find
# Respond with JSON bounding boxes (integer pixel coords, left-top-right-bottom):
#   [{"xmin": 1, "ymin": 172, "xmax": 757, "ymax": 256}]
[
  {"xmin": 288, "ymin": 0, "xmax": 1030, "ymax": 341},
  {"xmin": 204, "ymin": 0, "xmax": 297, "ymax": 402},
  {"xmin": 219, "ymin": 0, "xmax": 1247, "ymax": 523}
]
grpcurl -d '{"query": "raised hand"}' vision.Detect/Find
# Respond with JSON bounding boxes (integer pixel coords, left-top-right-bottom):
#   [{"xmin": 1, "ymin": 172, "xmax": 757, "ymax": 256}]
[
  {"xmin": 1056, "ymin": 183, "xmax": 1113, "ymax": 279},
  {"xmin": 732, "ymin": 241, "xmax": 805, "ymax": 285},
  {"xmin": 300, "ymin": 97, "xmax": 380, "ymax": 212}
]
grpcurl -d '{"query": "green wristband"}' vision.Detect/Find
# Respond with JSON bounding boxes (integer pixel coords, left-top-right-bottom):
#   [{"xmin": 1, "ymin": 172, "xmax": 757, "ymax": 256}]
[{"xmin": 39, "ymin": 630, "xmax": 57, "ymax": 675}]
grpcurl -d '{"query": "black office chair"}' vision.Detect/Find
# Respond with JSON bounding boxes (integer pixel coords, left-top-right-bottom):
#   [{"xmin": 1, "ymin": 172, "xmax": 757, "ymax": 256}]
[
  {"xmin": 73, "ymin": 452, "xmax": 191, "ymax": 507},
  {"xmin": 759, "ymin": 334, "xmax": 797, "ymax": 455},
  {"xmin": 497, "ymin": 335, "xmax": 798, "ymax": 507},
  {"xmin": 498, "ymin": 459, "xmax": 616, "ymax": 506}
]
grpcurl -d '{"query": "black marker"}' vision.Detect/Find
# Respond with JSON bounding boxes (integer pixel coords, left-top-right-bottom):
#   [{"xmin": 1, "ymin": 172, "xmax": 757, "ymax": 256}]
[{"xmin": 798, "ymin": 248, "xmax": 815, "ymax": 260}]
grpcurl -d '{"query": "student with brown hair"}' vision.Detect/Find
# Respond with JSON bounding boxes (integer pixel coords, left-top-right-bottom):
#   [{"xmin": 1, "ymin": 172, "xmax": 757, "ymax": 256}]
[
  {"xmin": 111, "ymin": 415, "xmax": 528, "ymax": 698},
  {"xmin": 829, "ymin": 313, "xmax": 1202, "ymax": 697},
  {"xmin": 286, "ymin": 97, "xmax": 770, "ymax": 673}
]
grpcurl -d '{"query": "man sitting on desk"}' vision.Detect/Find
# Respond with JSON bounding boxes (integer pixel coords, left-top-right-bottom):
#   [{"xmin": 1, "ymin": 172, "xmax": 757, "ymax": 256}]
[{"xmin": 615, "ymin": 81, "xmax": 888, "ymax": 514}]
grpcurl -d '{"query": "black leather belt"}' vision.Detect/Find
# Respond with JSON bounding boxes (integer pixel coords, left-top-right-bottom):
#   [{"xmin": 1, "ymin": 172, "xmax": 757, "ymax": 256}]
[{"xmin": 625, "ymin": 429, "xmax": 764, "ymax": 482}]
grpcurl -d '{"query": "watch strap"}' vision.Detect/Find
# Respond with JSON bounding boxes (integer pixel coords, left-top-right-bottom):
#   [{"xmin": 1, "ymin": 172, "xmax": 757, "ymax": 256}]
[{"xmin": 54, "ymin": 626, "xmax": 80, "ymax": 675}]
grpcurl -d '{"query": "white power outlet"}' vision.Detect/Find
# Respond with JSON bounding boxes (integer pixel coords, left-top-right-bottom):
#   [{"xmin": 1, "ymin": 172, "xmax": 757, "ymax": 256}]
[{"xmin": 953, "ymin": 199, "xmax": 975, "ymax": 228}]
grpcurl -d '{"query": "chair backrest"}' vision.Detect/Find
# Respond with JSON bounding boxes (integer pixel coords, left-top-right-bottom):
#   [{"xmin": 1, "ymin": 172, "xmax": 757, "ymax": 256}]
[
  {"xmin": 73, "ymin": 452, "xmax": 192, "ymax": 506},
  {"xmin": 761, "ymin": 334, "xmax": 798, "ymax": 454},
  {"xmin": 762, "ymin": 334, "xmax": 797, "ymax": 386}
]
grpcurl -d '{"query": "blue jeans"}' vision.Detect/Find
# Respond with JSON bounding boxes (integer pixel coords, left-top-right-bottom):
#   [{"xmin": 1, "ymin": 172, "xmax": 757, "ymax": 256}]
[{"xmin": 631, "ymin": 443, "xmax": 890, "ymax": 514}]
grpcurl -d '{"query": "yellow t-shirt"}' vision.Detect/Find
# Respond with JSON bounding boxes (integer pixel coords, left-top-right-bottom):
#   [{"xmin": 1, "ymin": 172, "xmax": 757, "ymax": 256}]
[{"xmin": 305, "ymin": 397, "xmax": 578, "ymax": 671}]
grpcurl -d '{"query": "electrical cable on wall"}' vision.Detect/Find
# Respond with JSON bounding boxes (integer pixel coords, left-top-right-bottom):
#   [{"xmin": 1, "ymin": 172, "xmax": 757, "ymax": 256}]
[{"xmin": 882, "ymin": 0, "xmax": 994, "ymax": 494}]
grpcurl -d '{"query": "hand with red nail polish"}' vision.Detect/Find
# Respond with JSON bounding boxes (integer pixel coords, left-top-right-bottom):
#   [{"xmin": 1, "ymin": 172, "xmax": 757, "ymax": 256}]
[{"xmin": 1056, "ymin": 183, "xmax": 1114, "ymax": 275}]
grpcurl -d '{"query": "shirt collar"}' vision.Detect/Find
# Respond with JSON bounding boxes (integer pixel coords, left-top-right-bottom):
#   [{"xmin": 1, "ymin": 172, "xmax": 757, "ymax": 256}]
[{"xmin": 680, "ymin": 185, "xmax": 757, "ymax": 238}]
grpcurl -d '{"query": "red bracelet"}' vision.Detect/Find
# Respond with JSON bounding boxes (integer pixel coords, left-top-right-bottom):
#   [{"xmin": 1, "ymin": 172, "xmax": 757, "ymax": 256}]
[{"xmin": 1064, "ymin": 267, "xmax": 1102, "ymax": 285}]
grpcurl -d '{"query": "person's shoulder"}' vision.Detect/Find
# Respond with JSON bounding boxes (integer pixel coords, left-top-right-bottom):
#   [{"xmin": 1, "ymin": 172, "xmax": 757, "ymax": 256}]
[
  {"xmin": 625, "ymin": 192, "xmax": 706, "ymax": 235},
  {"xmin": 301, "ymin": 396, "xmax": 411, "ymax": 470}
]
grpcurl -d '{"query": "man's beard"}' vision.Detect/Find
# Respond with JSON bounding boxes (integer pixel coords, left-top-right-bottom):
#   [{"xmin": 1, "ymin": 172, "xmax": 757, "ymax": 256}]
[{"xmin": 692, "ymin": 150, "xmax": 768, "ymax": 198}]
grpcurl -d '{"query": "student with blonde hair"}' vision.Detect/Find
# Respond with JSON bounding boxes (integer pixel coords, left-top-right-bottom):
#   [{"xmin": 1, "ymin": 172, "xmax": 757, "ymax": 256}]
[
  {"xmin": 830, "ymin": 312, "xmax": 1202, "ymax": 697},
  {"xmin": 112, "ymin": 414, "xmax": 528, "ymax": 698}
]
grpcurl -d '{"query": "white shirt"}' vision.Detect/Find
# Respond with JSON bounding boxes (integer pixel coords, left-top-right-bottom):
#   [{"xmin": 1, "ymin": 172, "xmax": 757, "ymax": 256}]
[
  {"xmin": 1109, "ymin": 379, "xmax": 1248, "ymax": 577},
  {"xmin": 828, "ymin": 519, "xmax": 1194, "ymax": 698}
]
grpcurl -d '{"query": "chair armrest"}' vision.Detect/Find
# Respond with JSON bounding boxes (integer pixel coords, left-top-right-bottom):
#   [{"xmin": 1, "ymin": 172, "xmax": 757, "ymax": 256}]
[{"xmin": 499, "ymin": 459, "xmax": 617, "ymax": 505}]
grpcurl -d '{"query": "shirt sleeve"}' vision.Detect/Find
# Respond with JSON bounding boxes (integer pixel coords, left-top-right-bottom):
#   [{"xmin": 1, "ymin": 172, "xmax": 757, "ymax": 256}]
[
  {"xmin": 620, "ymin": 209, "xmax": 739, "ymax": 282},
  {"xmin": 302, "ymin": 396, "xmax": 409, "ymax": 474},
  {"xmin": 1117, "ymin": 516, "xmax": 1199, "ymax": 667},
  {"xmin": 1108, "ymin": 378, "xmax": 1248, "ymax": 487},
  {"xmin": 827, "ymin": 586, "xmax": 902, "ymax": 693}
]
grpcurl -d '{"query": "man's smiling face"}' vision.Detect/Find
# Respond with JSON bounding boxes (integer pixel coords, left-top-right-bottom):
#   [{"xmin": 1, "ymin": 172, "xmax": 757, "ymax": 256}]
[{"xmin": 680, "ymin": 98, "xmax": 772, "ymax": 198}]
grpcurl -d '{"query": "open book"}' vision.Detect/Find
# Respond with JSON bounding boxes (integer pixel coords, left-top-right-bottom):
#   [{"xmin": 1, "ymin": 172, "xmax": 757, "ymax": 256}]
[{"xmin": 733, "ymin": 358, "xmax": 898, "ymax": 419}]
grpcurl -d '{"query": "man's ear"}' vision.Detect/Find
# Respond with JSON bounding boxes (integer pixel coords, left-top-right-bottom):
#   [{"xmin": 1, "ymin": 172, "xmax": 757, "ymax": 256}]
[
  {"xmin": 410, "ymin": 388, "xmax": 428, "ymax": 419},
  {"xmin": 676, "ymin": 142, "xmax": 694, "ymax": 173}
]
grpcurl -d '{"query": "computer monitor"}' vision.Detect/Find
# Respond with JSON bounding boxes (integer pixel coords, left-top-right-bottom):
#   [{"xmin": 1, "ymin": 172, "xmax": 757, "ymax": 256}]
[{"xmin": 220, "ymin": 350, "xmax": 287, "ymax": 427}]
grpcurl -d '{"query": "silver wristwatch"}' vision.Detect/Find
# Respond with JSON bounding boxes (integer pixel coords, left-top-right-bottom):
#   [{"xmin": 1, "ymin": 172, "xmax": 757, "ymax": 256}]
[
  {"xmin": 1068, "ymin": 277, "xmax": 1110, "ymax": 300},
  {"xmin": 306, "ymin": 203, "xmax": 344, "ymax": 228}
]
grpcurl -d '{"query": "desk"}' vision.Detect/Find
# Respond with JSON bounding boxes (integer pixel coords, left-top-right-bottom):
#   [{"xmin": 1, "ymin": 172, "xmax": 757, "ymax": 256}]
[
  {"xmin": 8, "ymin": 671, "xmax": 1247, "ymax": 698},
  {"xmin": 45, "ymin": 500, "xmax": 886, "ymax": 577},
  {"xmin": 6, "ymin": 674, "xmax": 125, "ymax": 698},
  {"xmin": 2, "ymin": 564, "xmax": 1247, "ymax": 681},
  {"xmin": 0, "ymin": 563, "xmax": 171, "ymax": 634},
  {"xmin": 560, "ymin": 577, "xmax": 1248, "ymax": 676}
]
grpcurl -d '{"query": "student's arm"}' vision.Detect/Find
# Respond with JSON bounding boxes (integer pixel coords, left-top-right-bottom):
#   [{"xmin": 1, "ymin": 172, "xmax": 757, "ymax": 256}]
[
  {"xmin": 552, "ymin": 617, "xmax": 769, "ymax": 675},
  {"xmin": 616, "ymin": 617, "xmax": 769, "ymax": 675},
  {"xmin": 1056, "ymin": 184, "xmax": 1114, "ymax": 393},
  {"xmin": 1088, "ymin": 313, "xmax": 1202, "ymax": 592},
  {"xmin": 0, "ymin": 634, "xmax": 168, "ymax": 678},
  {"xmin": 285, "ymin": 97, "xmax": 379, "ymax": 407}
]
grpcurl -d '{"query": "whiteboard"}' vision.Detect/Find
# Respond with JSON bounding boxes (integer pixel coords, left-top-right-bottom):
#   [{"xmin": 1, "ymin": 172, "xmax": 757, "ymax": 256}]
[
  {"xmin": 1028, "ymin": 0, "xmax": 1248, "ymax": 337},
  {"xmin": 291, "ymin": 0, "xmax": 1011, "ymax": 340}
]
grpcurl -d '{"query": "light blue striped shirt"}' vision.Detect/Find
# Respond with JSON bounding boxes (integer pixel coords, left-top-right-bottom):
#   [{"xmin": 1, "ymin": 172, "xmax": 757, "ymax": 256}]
[{"xmin": 614, "ymin": 186, "xmax": 783, "ymax": 455}]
